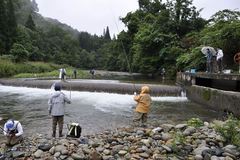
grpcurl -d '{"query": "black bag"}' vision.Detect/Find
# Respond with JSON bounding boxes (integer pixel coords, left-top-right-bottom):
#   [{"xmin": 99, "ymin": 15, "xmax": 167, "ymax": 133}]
[{"xmin": 67, "ymin": 123, "xmax": 81, "ymax": 138}]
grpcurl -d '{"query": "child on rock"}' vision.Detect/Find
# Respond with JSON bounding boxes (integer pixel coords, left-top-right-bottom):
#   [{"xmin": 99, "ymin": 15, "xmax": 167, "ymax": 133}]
[{"xmin": 133, "ymin": 86, "xmax": 152, "ymax": 127}]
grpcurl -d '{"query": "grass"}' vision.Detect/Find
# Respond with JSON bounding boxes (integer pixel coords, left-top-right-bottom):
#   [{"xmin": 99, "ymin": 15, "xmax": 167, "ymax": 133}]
[{"xmin": 13, "ymin": 67, "xmax": 89, "ymax": 79}]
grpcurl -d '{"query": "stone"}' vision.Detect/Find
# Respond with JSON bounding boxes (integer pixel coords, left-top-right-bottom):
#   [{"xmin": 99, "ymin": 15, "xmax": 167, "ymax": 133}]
[
  {"xmin": 60, "ymin": 155, "xmax": 68, "ymax": 160},
  {"xmin": 223, "ymin": 145, "xmax": 240, "ymax": 156},
  {"xmin": 183, "ymin": 127, "xmax": 196, "ymax": 136},
  {"xmin": 195, "ymin": 155, "xmax": 203, "ymax": 160},
  {"xmin": 61, "ymin": 149, "xmax": 69, "ymax": 155},
  {"xmin": 111, "ymin": 145, "xmax": 124, "ymax": 155},
  {"xmin": 69, "ymin": 140, "xmax": 79, "ymax": 146},
  {"xmin": 139, "ymin": 153, "xmax": 149, "ymax": 158},
  {"xmin": 161, "ymin": 133, "xmax": 172, "ymax": 141},
  {"xmin": 34, "ymin": 149, "xmax": 43, "ymax": 158},
  {"xmin": 161, "ymin": 145, "xmax": 172, "ymax": 153},
  {"xmin": 54, "ymin": 152, "xmax": 61, "ymax": 158},
  {"xmin": 96, "ymin": 147, "xmax": 104, "ymax": 152},
  {"xmin": 210, "ymin": 156, "xmax": 220, "ymax": 160},
  {"xmin": 102, "ymin": 155, "xmax": 114, "ymax": 160},
  {"xmin": 12, "ymin": 151, "xmax": 25, "ymax": 158},
  {"xmin": 153, "ymin": 134, "xmax": 162, "ymax": 140},
  {"xmin": 175, "ymin": 124, "xmax": 187, "ymax": 130},
  {"xmin": 71, "ymin": 153, "xmax": 86, "ymax": 160},
  {"xmin": 162, "ymin": 124, "xmax": 175, "ymax": 132},
  {"xmin": 55, "ymin": 145, "xmax": 67, "ymax": 152},
  {"xmin": 49, "ymin": 146, "xmax": 55, "ymax": 155},
  {"xmin": 118, "ymin": 150, "xmax": 127, "ymax": 156},
  {"xmin": 194, "ymin": 146, "xmax": 210, "ymax": 155},
  {"xmin": 103, "ymin": 149, "xmax": 111, "ymax": 155},
  {"xmin": 38, "ymin": 143, "xmax": 52, "ymax": 151}
]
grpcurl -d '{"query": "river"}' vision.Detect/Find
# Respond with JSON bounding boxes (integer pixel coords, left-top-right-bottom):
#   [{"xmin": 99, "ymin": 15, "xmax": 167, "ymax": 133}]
[{"xmin": 0, "ymin": 84, "xmax": 219, "ymax": 141}]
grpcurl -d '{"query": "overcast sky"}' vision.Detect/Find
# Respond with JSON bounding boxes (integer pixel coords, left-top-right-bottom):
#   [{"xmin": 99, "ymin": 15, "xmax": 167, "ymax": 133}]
[{"xmin": 35, "ymin": 0, "xmax": 240, "ymax": 37}]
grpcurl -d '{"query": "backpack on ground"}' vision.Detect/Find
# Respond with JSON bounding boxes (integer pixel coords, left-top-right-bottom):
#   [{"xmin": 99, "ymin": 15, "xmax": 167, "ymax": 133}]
[{"xmin": 67, "ymin": 123, "xmax": 81, "ymax": 138}]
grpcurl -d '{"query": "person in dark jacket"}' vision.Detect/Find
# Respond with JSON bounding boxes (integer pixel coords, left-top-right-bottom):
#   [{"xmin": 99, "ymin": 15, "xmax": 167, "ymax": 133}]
[{"xmin": 48, "ymin": 83, "xmax": 71, "ymax": 137}]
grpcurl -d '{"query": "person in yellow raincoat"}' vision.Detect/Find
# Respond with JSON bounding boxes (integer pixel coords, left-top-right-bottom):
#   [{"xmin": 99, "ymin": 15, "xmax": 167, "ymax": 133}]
[{"xmin": 133, "ymin": 86, "xmax": 152, "ymax": 127}]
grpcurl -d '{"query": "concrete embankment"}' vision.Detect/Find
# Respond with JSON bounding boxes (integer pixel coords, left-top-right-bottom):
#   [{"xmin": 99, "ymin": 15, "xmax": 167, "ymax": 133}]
[{"xmin": 0, "ymin": 79, "xmax": 182, "ymax": 96}]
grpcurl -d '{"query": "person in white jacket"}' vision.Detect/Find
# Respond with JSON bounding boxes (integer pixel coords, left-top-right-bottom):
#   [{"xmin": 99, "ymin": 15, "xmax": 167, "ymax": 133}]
[
  {"xmin": 48, "ymin": 83, "xmax": 71, "ymax": 137},
  {"xmin": 216, "ymin": 48, "xmax": 224, "ymax": 73},
  {"xmin": 3, "ymin": 119, "xmax": 23, "ymax": 146}
]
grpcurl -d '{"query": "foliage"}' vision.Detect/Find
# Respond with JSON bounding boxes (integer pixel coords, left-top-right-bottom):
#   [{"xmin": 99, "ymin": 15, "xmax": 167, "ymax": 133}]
[
  {"xmin": 187, "ymin": 118, "xmax": 204, "ymax": 127},
  {"xmin": 10, "ymin": 43, "xmax": 29, "ymax": 62},
  {"xmin": 171, "ymin": 131, "xmax": 186, "ymax": 154},
  {"xmin": 215, "ymin": 116, "xmax": 240, "ymax": 147},
  {"xmin": 0, "ymin": 57, "xmax": 61, "ymax": 77},
  {"xmin": 1, "ymin": 0, "xmax": 240, "ymax": 78},
  {"xmin": 13, "ymin": 67, "xmax": 88, "ymax": 79},
  {"xmin": 0, "ymin": 59, "xmax": 17, "ymax": 77}
]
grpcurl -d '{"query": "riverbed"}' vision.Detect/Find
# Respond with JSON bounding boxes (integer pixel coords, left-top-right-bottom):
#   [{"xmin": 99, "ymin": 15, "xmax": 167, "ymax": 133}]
[{"xmin": 0, "ymin": 84, "xmax": 220, "ymax": 142}]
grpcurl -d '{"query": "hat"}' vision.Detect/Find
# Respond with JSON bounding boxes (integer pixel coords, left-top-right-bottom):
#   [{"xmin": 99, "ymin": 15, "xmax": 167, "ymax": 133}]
[
  {"xmin": 54, "ymin": 83, "xmax": 61, "ymax": 91},
  {"xmin": 6, "ymin": 120, "xmax": 14, "ymax": 130}
]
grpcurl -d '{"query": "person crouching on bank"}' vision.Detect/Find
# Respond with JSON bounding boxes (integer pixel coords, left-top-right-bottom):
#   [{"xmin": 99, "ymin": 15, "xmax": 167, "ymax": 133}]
[
  {"xmin": 3, "ymin": 119, "xmax": 23, "ymax": 146},
  {"xmin": 133, "ymin": 86, "xmax": 152, "ymax": 127}
]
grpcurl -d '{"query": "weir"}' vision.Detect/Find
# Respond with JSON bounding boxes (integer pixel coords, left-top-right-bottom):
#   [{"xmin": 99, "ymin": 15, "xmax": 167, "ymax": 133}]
[
  {"xmin": 0, "ymin": 78, "xmax": 182, "ymax": 96},
  {"xmin": 177, "ymin": 72, "xmax": 240, "ymax": 116}
]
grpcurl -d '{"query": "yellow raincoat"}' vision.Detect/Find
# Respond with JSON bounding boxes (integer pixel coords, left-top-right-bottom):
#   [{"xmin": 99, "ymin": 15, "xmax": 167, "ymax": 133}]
[{"xmin": 134, "ymin": 86, "xmax": 152, "ymax": 113}]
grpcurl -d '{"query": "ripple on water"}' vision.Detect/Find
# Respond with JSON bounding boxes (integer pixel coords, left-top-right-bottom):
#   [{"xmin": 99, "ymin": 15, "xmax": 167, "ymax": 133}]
[{"xmin": 0, "ymin": 85, "xmax": 219, "ymax": 138}]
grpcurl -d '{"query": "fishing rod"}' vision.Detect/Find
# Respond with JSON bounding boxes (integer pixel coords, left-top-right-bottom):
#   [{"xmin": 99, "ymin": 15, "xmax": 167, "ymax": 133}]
[
  {"xmin": 68, "ymin": 75, "xmax": 72, "ymax": 99},
  {"xmin": 112, "ymin": 14, "xmax": 138, "ymax": 93}
]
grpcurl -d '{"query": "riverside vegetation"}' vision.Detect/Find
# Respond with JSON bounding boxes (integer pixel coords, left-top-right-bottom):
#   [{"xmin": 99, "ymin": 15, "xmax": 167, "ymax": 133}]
[
  {"xmin": 1, "ymin": 117, "xmax": 240, "ymax": 159},
  {"xmin": 0, "ymin": 0, "xmax": 240, "ymax": 78},
  {"xmin": 0, "ymin": 59, "xmax": 89, "ymax": 79}
]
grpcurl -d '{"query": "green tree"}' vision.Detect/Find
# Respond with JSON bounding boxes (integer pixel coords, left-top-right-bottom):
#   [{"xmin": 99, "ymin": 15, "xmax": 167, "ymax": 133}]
[
  {"xmin": 0, "ymin": 0, "xmax": 7, "ymax": 54},
  {"xmin": 10, "ymin": 43, "xmax": 29, "ymax": 62},
  {"xmin": 25, "ymin": 13, "xmax": 36, "ymax": 30},
  {"xmin": 5, "ymin": 0, "xmax": 17, "ymax": 52},
  {"xmin": 104, "ymin": 26, "xmax": 111, "ymax": 40}
]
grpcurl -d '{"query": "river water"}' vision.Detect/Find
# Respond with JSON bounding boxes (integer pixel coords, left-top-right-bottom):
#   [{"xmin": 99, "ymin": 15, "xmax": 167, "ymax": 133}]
[{"xmin": 0, "ymin": 84, "xmax": 219, "ymax": 140}]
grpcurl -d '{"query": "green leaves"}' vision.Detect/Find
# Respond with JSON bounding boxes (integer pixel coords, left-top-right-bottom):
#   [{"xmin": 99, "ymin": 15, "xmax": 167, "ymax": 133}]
[{"xmin": 10, "ymin": 43, "xmax": 29, "ymax": 62}]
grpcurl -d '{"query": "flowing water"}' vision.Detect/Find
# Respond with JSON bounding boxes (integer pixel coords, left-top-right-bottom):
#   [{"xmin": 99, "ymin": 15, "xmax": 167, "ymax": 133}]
[{"xmin": 0, "ymin": 84, "xmax": 219, "ymax": 141}]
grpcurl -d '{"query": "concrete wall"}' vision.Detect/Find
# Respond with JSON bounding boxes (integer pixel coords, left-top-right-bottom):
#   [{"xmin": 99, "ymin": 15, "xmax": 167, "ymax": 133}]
[{"xmin": 187, "ymin": 85, "xmax": 240, "ymax": 116}]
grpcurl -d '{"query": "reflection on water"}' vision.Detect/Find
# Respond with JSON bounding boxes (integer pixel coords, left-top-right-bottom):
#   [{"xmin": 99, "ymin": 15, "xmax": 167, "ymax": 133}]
[{"xmin": 0, "ymin": 85, "xmax": 219, "ymax": 140}]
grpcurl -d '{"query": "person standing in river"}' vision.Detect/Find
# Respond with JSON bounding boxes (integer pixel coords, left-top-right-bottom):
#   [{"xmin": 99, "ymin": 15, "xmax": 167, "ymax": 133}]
[
  {"xmin": 133, "ymin": 86, "xmax": 152, "ymax": 127},
  {"xmin": 48, "ymin": 83, "xmax": 71, "ymax": 138}
]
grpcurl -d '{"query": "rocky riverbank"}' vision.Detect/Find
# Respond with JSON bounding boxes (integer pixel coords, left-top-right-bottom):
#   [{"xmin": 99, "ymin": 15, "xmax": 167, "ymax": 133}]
[{"xmin": 0, "ymin": 119, "xmax": 239, "ymax": 160}]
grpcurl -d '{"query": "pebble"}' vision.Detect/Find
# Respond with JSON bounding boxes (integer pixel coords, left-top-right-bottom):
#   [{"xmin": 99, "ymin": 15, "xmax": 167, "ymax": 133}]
[{"xmin": 2, "ymin": 120, "xmax": 240, "ymax": 160}]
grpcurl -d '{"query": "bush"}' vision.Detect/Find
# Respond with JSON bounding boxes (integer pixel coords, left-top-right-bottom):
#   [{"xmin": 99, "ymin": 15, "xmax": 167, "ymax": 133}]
[
  {"xmin": 187, "ymin": 118, "xmax": 204, "ymax": 128},
  {"xmin": 0, "ymin": 59, "xmax": 17, "ymax": 77},
  {"xmin": 215, "ymin": 116, "xmax": 240, "ymax": 147}
]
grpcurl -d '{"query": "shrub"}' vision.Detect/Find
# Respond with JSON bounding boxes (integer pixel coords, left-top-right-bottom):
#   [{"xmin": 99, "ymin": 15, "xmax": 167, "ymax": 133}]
[
  {"xmin": 0, "ymin": 59, "xmax": 17, "ymax": 77},
  {"xmin": 187, "ymin": 118, "xmax": 204, "ymax": 127},
  {"xmin": 215, "ymin": 116, "xmax": 240, "ymax": 147}
]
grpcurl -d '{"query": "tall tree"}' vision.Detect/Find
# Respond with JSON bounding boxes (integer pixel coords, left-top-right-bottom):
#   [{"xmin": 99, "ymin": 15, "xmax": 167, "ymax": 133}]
[
  {"xmin": 25, "ymin": 13, "xmax": 36, "ymax": 30},
  {"xmin": 0, "ymin": 0, "xmax": 7, "ymax": 53},
  {"xmin": 104, "ymin": 26, "xmax": 111, "ymax": 40},
  {"xmin": 5, "ymin": 0, "xmax": 17, "ymax": 52},
  {"xmin": 31, "ymin": 0, "xmax": 39, "ymax": 12}
]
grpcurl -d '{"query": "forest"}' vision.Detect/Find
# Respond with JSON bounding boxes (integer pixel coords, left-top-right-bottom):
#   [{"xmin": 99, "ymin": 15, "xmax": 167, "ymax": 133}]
[{"xmin": 0, "ymin": 0, "xmax": 240, "ymax": 78}]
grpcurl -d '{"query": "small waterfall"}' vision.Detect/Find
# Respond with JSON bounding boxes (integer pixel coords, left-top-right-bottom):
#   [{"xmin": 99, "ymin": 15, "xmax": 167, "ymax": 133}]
[{"xmin": 181, "ymin": 90, "xmax": 186, "ymax": 97}]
